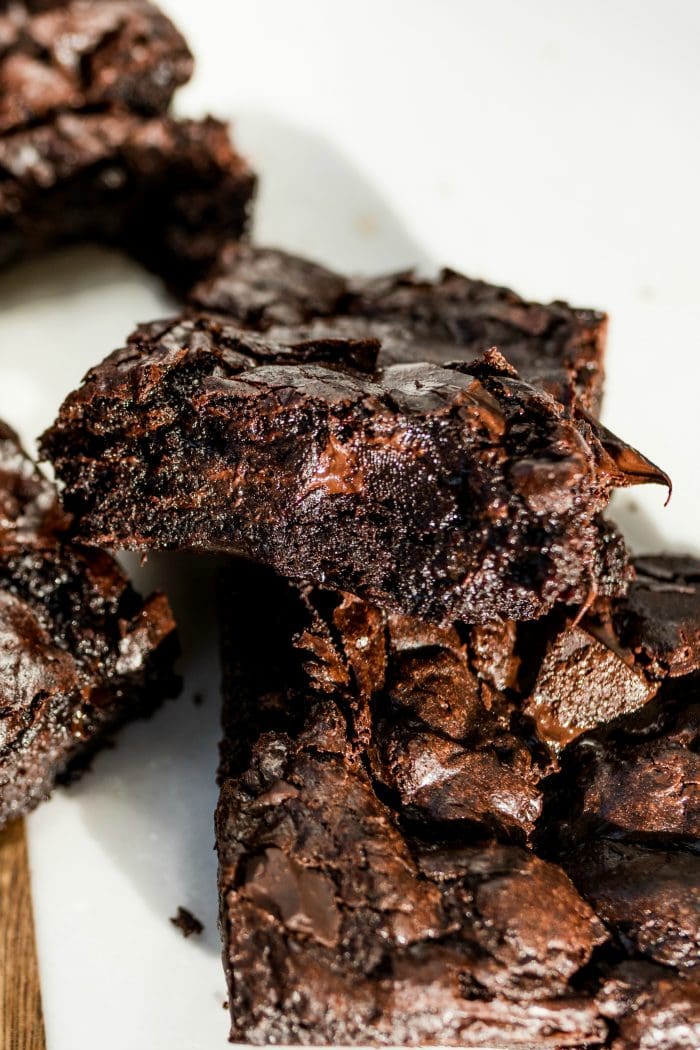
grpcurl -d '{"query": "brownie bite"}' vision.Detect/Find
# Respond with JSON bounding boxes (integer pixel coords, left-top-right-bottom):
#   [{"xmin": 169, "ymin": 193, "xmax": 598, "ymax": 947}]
[
  {"xmin": 216, "ymin": 562, "xmax": 608, "ymax": 1046},
  {"xmin": 42, "ymin": 317, "xmax": 667, "ymax": 625},
  {"xmin": 0, "ymin": 420, "xmax": 178, "ymax": 826},
  {"xmin": 191, "ymin": 244, "xmax": 609, "ymax": 412},
  {"xmin": 0, "ymin": 0, "xmax": 256, "ymax": 288}
]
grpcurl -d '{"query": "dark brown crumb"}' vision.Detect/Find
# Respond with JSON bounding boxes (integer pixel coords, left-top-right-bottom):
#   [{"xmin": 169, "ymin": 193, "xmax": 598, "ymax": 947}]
[
  {"xmin": 169, "ymin": 906, "xmax": 203, "ymax": 938},
  {"xmin": 192, "ymin": 692, "xmax": 204, "ymax": 707}
]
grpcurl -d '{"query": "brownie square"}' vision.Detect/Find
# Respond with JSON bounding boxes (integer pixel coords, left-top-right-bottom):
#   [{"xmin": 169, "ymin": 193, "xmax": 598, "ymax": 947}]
[
  {"xmin": 41, "ymin": 316, "xmax": 666, "ymax": 625},
  {"xmin": 0, "ymin": 420, "xmax": 178, "ymax": 825},
  {"xmin": 217, "ymin": 558, "xmax": 700, "ymax": 1044}
]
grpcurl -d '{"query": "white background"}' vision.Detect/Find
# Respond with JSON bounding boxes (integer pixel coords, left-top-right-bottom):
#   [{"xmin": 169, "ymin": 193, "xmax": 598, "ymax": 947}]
[{"xmin": 0, "ymin": 1, "xmax": 698, "ymax": 1047}]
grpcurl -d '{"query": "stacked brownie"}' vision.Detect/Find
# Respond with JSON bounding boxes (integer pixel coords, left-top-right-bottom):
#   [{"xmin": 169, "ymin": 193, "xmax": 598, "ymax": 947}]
[
  {"xmin": 0, "ymin": 2, "xmax": 696, "ymax": 1046},
  {"xmin": 0, "ymin": 0, "xmax": 256, "ymax": 287},
  {"xmin": 41, "ymin": 242, "xmax": 697, "ymax": 1046}
]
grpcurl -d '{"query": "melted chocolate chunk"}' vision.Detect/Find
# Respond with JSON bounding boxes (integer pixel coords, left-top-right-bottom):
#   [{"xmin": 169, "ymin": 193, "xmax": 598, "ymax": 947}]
[
  {"xmin": 215, "ymin": 563, "xmax": 608, "ymax": 1046},
  {"xmin": 191, "ymin": 244, "xmax": 609, "ymax": 412},
  {"xmin": 42, "ymin": 322, "xmax": 666, "ymax": 624},
  {"xmin": 521, "ymin": 554, "xmax": 700, "ymax": 753},
  {"xmin": 0, "ymin": 420, "xmax": 178, "ymax": 826},
  {"xmin": 524, "ymin": 622, "xmax": 658, "ymax": 751}
]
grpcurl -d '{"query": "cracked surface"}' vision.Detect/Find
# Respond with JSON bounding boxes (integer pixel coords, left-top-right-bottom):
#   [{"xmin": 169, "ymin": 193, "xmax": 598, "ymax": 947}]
[
  {"xmin": 190, "ymin": 243, "xmax": 609, "ymax": 412},
  {"xmin": 597, "ymin": 962, "xmax": 700, "ymax": 1050},
  {"xmin": 0, "ymin": 0, "xmax": 193, "ymax": 132},
  {"xmin": 216, "ymin": 562, "xmax": 608, "ymax": 1045},
  {"xmin": 565, "ymin": 841, "xmax": 699, "ymax": 972},
  {"xmin": 42, "ymin": 319, "xmax": 666, "ymax": 624},
  {"xmin": 612, "ymin": 556, "xmax": 700, "ymax": 679},
  {"xmin": 0, "ymin": 419, "xmax": 179, "ymax": 826},
  {"xmin": 218, "ymin": 559, "xmax": 700, "ymax": 1045},
  {"xmin": 544, "ymin": 685, "xmax": 700, "ymax": 848}
]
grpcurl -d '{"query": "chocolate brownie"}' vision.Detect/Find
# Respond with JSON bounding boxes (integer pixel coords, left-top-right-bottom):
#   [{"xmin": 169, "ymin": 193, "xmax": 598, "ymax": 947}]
[
  {"xmin": 190, "ymin": 243, "xmax": 609, "ymax": 411},
  {"xmin": 546, "ymin": 684, "xmax": 699, "ymax": 847},
  {"xmin": 597, "ymin": 962, "xmax": 700, "ymax": 1050},
  {"xmin": 0, "ymin": 111, "xmax": 256, "ymax": 288},
  {"xmin": 611, "ymin": 555, "xmax": 700, "ymax": 679},
  {"xmin": 42, "ymin": 316, "xmax": 667, "ymax": 624},
  {"xmin": 564, "ymin": 841, "xmax": 699, "ymax": 972},
  {"xmin": 0, "ymin": 420, "xmax": 178, "ymax": 826},
  {"xmin": 0, "ymin": 0, "xmax": 193, "ymax": 133},
  {"xmin": 216, "ymin": 563, "xmax": 608, "ymax": 1046},
  {"xmin": 520, "ymin": 554, "xmax": 700, "ymax": 752}
]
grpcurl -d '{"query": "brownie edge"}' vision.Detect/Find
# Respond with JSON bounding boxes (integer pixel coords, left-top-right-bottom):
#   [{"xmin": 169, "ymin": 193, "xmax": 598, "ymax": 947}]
[{"xmin": 0, "ymin": 420, "xmax": 179, "ymax": 825}]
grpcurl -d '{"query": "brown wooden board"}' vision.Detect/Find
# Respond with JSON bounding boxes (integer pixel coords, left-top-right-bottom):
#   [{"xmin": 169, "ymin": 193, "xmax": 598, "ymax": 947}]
[{"xmin": 0, "ymin": 820, "xmax": 46, "ymax": 1050}]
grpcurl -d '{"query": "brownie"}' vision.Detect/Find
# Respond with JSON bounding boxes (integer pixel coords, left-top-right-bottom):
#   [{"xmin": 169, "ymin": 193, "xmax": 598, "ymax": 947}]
[
  {"xmin": 612, "ymin": 555, "xmax": 700, "ymax": 679},
  {"xmin": 0, "ymin": 0, "xmax": 193, "ymax": 133},
  {"xmin": 546, "ymin": 686, "xmax": 699, "ymax": 847},
  {"xmin": 0, "ymin": 110, "xmax": 256, "ymax": 288},
  {"xmin": 190, "ymin": 243, "xmax": 609, "ymax": 412},
  {"xmin": 0, "ymin": 420, "xmax": 178, "ymax": 826},
  {"xmin": 564, "ymin": 841, "xmax": 699, "ymax": 973},
  {"xmin": 216, "ymin": 563, "xmax": 608, "ymax": 1046},
  {"xmin": 42, "ymin": 314, "xmax": 667, "ymax": 624},
  {"xmin": 597, "ymin": 962, "xmax": 700, "ymax": 1050}
]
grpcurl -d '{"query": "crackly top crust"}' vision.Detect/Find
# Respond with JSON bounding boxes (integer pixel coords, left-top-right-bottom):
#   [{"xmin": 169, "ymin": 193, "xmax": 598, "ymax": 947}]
[
  {"xmin": 217, "ymin": 557, "xmax": 700, "ymax": 1045},
  {"xmin": 216, "ymin": 562, "xmax": 608, "ymax": 1046},
  {"xmin": 190, "ymin": 243, "xmax": 609, "ymax": 412},
  {"xmin": 42, "ymin": 313, "xmax": 667, "ymax": 624},
  {"xmin": 0, "ymin": 0, "xmax": 192, "ymax": 131},
  {"xmin": 0, "ymin": 419, "xmax": 178, "ymax": 825}
]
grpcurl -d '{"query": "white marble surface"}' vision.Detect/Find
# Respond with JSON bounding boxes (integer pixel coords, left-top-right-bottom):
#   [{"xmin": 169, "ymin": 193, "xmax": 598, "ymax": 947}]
[{"xmin": 0, "ymin": 1, "xmax": 698, "ymax": 1047}]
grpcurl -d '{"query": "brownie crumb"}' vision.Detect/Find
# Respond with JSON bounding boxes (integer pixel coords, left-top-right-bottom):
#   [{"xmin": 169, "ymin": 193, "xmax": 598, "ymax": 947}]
[
  {"xmin": 170, "ymin": 907, "xmax": 203, "ymax": 938},
  {"xmin": 192, "ymin": 692, "xmax": 204, "ymax": 707}
]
